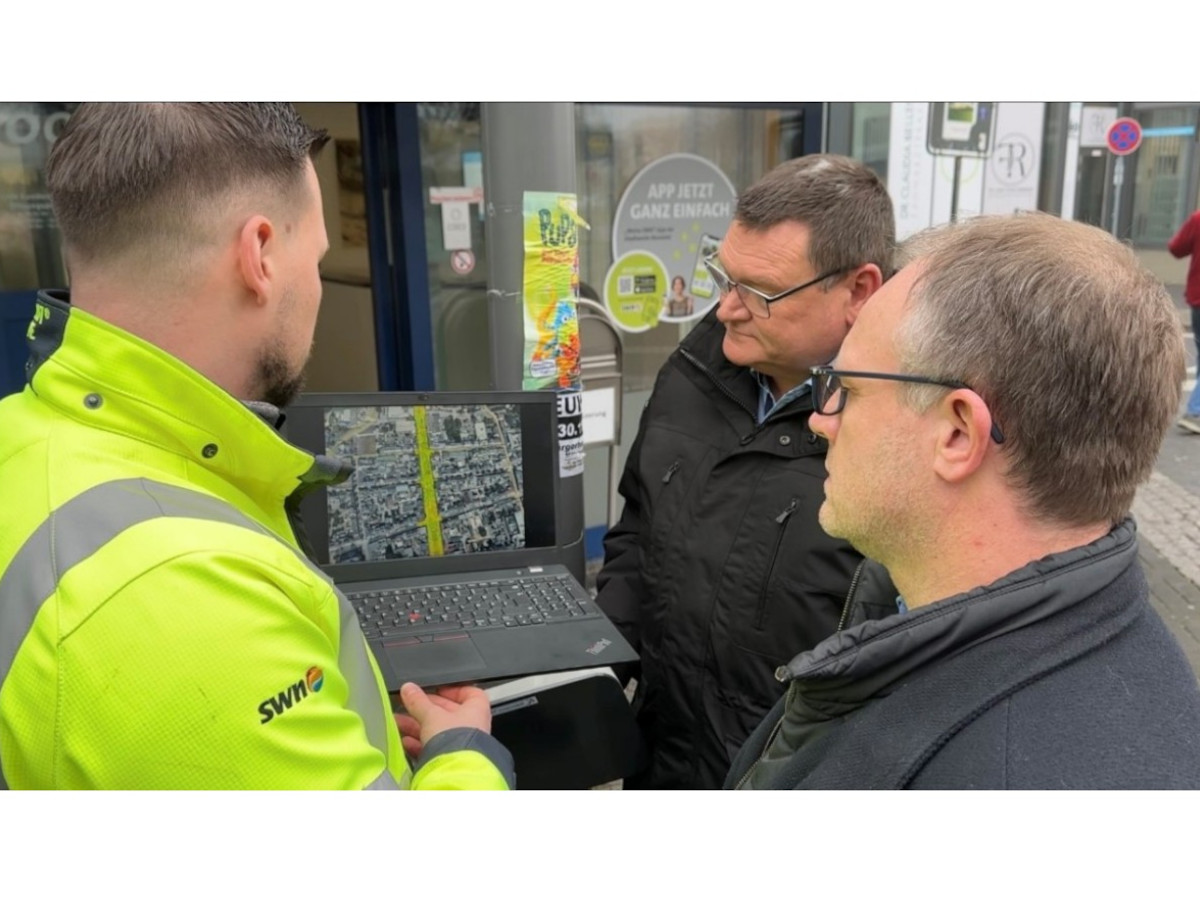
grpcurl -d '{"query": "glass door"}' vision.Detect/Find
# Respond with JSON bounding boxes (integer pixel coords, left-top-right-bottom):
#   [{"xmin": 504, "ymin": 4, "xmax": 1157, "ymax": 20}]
[
  {"xmin": 574, "ymin": 103, "xmax": 815, "ymax": 396},
  {"xmin": 0, "ymin": 103, "xmax": 74, "ymax": 397}
]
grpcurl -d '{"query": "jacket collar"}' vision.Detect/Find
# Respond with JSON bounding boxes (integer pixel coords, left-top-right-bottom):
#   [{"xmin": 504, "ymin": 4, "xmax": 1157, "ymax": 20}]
[
  {"xmin": 778, "ymin": 519, "xmax": 1140, "ymax": 708},
  {"xmin": 26, "ymin": 289, "xmax": 350, "ymax": 505},
  {"xmin": 676, "ymin": 309, "xmax": 814, "ymax": 422}
]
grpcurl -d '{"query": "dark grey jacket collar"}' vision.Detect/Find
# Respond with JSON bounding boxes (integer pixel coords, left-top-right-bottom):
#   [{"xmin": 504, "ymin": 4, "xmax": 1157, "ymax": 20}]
[
  {"xmin": 778, "ymin": 519, "xmax": 1139, "ymax": 708},
  {"xmin": 243, "ymin": 400, "xmax": 286, "ymax": 431}
]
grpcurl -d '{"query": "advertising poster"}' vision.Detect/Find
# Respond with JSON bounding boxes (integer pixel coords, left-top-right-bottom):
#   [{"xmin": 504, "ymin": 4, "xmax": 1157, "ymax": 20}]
[
  {"xmin": 887, "ymin": 102, "xmax": 1045, "ymax": 240},
  {"xmin": 981, "ymin": 103, "xmax": 1046, "ymax": 215},
  {"xmin": 521, "ymin": 191, "xmax": 587, "ymax": 477},
  {"xmin": 604, "ymin": 153, "xmax": 735, "ymax": 332}
]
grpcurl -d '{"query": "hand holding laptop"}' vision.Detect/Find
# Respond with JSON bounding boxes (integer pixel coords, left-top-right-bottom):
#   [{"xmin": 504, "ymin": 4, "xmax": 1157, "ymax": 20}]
[{"xmin": 394, "ymin": 682, "xmax": 493, "ymax": 757}]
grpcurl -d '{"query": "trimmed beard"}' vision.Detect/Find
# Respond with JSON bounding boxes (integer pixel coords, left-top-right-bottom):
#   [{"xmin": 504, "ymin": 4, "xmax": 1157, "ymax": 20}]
[{"xmin": 255, "ymin": 338, "xmax": 307, "ymax": 409}]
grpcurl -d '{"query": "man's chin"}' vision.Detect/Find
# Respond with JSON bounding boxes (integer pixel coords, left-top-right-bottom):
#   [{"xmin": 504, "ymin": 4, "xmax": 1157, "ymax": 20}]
[
  {"xmin": 721, "ymin": 332, "xmax": 756, "ymax": 369},
  {"xmin": 818, "ymin": 502, "xmax": 849, "ymax": 541},
  {"xmin": 262, "ymin": 373, "xmax": 307, "ymax": 409}
]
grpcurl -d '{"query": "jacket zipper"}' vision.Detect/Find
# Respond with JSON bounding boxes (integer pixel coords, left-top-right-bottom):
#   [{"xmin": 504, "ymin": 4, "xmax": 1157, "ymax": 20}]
[
  {"xmin": 734, "ymin": 559, "xmax": 870, "ymax": 789},
  {"xmin": 679, "ymin": 346, "xmax": 817, "ymax": 448},
  {"xmin": 754, "ymin": 498, "xmax": 798, "ymax": 629},
  {"xmin": 732, "ymin": 682, "xmax": 793, "ymax": 790},
  {"xmin": 836, "ymin": 559, "xmax": 868, "ymax": 632},
  {"xmin": 648, "ymin": 458, "xmax": 684, "ymax": 560},
  {"xmin": 772, "ymin": 558, "xmax": 868, "ymax": 689},
  {"xmin": 679, "ymin": 347, "xmax": 758, "ymax": 424}
]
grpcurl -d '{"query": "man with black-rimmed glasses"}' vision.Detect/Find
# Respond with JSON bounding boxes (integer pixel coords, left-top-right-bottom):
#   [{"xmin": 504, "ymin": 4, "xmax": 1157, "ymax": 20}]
[
  {"xmin": 726, "ymin": 213, "xmax": 1200, "ymax": 790},
  {"xmin": 595, "ymin": 155, "xmax": 897, "ymax": 790}
]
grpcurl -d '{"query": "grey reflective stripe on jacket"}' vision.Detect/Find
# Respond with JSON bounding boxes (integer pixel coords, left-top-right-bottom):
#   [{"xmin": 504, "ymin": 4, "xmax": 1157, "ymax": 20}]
[
  {"xmin": 0, "ymin": 476, "xmax": 403, "ymax": 790},
  {"xmin": 417, "ymin": 727, "xmax": 517, "ymax": 790}
]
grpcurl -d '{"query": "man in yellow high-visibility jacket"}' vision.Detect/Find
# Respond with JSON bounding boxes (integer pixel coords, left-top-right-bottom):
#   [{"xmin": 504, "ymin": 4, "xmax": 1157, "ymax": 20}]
[{"xmin": 0, "ymin": 103, "xmax": 513, "ymax": 790}]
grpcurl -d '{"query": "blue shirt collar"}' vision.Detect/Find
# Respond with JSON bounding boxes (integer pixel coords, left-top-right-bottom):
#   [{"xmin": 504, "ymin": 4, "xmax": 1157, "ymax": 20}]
[{"xmin": 754, "ymin": 370, "xmax": 812, "ymax": 424}]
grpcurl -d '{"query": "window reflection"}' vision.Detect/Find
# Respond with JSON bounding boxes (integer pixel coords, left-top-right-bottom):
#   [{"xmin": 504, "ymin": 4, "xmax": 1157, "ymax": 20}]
[
  {"xmin": 1130, "ymin": 107, "xmax": 1199, "ymax": 245},
  {"xmin": 0, "ymin": 102, "xmax": 75, "ymax": 291},
  {"xmin": 575, "ymin": 104, "xmax": 806, "ymax": 392}
]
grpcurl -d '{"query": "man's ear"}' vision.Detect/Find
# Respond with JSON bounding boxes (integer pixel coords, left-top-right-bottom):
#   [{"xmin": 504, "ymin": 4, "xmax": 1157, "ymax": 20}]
[
  {"xmin": 931, "ymin": 390, "xmax": 994, "ymax": 484},
  {"xmin": 237, "ymin": 215, "xmax": 275, "ymax": 306},
  {"xmin": 844, "ymin": 263, "xmax": 884, "ymax": 327}
]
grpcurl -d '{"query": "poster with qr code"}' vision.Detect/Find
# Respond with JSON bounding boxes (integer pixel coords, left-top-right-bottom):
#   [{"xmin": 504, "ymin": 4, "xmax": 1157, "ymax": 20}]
[
  {"xmin": 521, "ymin": 191, "xmax": 587, "ymax": 393},
  {"xmin": 603, "ymin": 251, "xmax": 667, "ymax": 333},
  {"xmin": 603, "ymin": 153, "xmax": 736, "ymax": 331}
]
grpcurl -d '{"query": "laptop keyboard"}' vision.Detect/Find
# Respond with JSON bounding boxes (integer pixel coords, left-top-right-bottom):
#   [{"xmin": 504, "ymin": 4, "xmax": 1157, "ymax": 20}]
[{"xmin": 347, "ymin": 572, "xmax": 601, "ymax": 640}]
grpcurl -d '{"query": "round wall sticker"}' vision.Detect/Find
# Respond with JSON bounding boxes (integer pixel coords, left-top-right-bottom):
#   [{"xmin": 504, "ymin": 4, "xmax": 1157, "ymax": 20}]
[{"xmin": 603, "ymin": 251, "xmax": 669, "ymax": 333}]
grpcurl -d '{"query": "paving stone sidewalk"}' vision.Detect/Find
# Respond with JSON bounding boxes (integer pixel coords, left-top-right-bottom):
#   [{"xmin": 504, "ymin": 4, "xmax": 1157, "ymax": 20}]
[
  {"xmin": 1133, "ymin": 470, "xmax": 1200, "ymax": 679},
  {"xmin": 1134, "ymin": 292, "xmax": 1200, "ymax": 680}
]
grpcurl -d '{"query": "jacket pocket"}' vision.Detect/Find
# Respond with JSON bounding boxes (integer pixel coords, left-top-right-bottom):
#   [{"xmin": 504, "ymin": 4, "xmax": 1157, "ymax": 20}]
[
  {"xmin": 646, "ymin": 455, "xmax": 687, "ymax": 562},
  {"xmin": 754, "ymin": 497, "xmax": 798, "ymax": 629}
]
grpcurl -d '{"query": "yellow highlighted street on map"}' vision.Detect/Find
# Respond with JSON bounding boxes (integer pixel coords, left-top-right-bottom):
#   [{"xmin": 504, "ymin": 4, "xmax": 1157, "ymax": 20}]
[{"xmin": 413, "ymin": 407, "xmax": 444, "ymax": 556}]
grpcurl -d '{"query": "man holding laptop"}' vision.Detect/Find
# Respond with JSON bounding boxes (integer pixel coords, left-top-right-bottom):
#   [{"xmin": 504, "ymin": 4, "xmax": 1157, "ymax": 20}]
[{"xmin": 0, "ymin": 103, "xmax": 512, "ymax": 789}]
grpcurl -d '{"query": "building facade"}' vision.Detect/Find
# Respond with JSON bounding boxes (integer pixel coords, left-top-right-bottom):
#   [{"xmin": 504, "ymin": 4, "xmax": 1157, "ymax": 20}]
[{"xmin": 2, "ymin": 101, "xmax": 1196, "ymax": 554}]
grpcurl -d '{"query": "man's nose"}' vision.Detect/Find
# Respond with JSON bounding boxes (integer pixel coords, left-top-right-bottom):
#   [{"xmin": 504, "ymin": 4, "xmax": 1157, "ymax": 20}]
[
  {"xmin": 810, "ymin": 408, "xmax": 836, "ymax": 442},
  {"xmin": 715, "ymin": 288, "xmax": 750, "ymax": 322}
]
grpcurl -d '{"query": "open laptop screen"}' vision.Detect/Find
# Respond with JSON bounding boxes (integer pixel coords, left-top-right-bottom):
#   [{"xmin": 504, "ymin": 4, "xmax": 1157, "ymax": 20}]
[{"xmin": 284, "ymin": 390, "xmax": 560, "ymax": 582}]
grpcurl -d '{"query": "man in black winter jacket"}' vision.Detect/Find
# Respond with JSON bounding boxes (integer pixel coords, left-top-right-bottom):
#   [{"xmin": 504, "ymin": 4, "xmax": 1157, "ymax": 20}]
[
  {"xmin": 595, "ymin": 155, "xmax": 897, "ymax": 790},
  {"xmin": 727, "ymin": 213, "xmax": 1200, "ymax": 790}
]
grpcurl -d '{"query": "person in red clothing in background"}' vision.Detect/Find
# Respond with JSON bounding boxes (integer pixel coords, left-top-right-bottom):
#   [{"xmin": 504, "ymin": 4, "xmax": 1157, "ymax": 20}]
[{"xmin": 1168, "ymin": 209, "xmax": 1200, "ymax": 433}]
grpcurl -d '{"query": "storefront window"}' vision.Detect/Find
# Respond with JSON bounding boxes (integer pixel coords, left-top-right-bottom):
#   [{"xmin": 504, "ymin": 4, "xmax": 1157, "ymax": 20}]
[
  {"xmin": 293, "ymin": 103, "xmax": 379, "ymax": 392},
  {"xmin": 1129, "ymin": 106, "xmax": 1199, "ymax": 246},
  {"xmin": 417, "ymin": 103, "xmax": 490, "ymax": 389},
  {"xmin": 0, "ymin": 102, "xmax": 74, "ymax": 291},
  {"xmin": 850, "ymin": 102, "xmax": 891, "ymax": 183},
  {"xmin": 574, "ymin": 103, "xmax": 806, "ymax": 394}
]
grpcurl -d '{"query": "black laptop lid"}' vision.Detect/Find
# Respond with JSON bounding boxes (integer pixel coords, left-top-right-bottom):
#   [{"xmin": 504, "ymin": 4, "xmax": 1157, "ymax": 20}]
[{"xmin": 284, "ymin": 390, "xmax": 563, "ymax": 585}]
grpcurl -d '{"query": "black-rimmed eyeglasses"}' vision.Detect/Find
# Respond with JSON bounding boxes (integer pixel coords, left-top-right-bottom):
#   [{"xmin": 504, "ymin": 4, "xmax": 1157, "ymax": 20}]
[
  {"xmin": 704, "ymin": 254, "xmax": 849, "ymax": 318},
  {"xmin": 810, "ymin": 365, "xmax": 1005, "ymax": 444}
]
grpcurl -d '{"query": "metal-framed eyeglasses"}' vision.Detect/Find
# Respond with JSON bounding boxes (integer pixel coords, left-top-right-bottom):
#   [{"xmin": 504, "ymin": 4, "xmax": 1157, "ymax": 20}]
[
  {"xmin": 810, "ymin": 365, "xmax": 1006, "ymax": 444},
  {"xmin": 703, "ymin": 253, "xmax": 849, "ymax": 318}
]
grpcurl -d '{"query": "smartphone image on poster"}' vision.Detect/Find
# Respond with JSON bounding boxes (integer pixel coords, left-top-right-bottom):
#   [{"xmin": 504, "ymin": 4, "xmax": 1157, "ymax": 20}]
[
  {"xmin": 926, "ymin": 102, "xmax": 995, "ymax": 157},
  {"xmin": 689, "ymin": 233, "xmax": 723, "ymax": 301}
]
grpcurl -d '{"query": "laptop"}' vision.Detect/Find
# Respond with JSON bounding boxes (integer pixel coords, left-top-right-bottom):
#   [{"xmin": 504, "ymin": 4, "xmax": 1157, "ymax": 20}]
[{"xmin": 284, "ymin": 390, "xmax": 638, "ymax": 689}]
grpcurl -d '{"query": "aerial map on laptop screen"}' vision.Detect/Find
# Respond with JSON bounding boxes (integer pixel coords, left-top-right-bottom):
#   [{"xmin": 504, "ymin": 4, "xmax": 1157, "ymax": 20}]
[{"xmin": 323, "ymin": 402, "xmax": 526, "ymax": 564}]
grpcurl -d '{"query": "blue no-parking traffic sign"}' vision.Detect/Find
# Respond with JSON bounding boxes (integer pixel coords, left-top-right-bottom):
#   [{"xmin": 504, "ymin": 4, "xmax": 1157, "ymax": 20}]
[{"xmin": 1106, "ymin": 117, "xmax": 1143, "ymax": 156}]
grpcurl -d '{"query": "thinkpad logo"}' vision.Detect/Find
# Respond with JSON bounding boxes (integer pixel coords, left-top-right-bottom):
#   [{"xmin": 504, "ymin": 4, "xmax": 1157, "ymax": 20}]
[{"xmin": 585, "ymin": 638, "xmax": 612, "ymax": 656}]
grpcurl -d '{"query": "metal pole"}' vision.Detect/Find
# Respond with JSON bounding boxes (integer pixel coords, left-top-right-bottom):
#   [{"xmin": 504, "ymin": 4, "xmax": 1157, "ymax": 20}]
[
  {"xmin": 480, "ymin": 103, "xmax": 586, "ymax": 581},
  {"xmin": 950, "ymin": 155, "xmax": 963, "ymax": 222},
  {"xmin": 1111, "ymin": 156, "xmax": 1125, "ymax": 238},
  {"xmin": 1060, "ymin": 102, "xmax": 1082, "ymax": 220},
  {"xmin": 481, "ymin": 103, "xmax": 578, "ymax": 389}
]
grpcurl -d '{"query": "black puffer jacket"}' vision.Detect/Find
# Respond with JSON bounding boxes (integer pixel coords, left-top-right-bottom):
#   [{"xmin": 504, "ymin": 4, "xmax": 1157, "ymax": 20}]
[{"xmin": 595, "ymin": 310, "xmax": 894, "ymax": 790}]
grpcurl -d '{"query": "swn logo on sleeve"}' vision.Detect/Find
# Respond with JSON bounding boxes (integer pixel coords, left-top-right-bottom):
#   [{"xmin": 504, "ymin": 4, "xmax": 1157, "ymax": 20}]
[{"xmin": 259, "ymin": 666, "xmax": 325, "ymax": 724}]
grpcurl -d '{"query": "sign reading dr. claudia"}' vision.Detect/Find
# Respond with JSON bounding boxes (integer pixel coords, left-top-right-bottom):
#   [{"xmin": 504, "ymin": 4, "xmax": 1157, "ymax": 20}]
[{"xmin": 604, "ymin": 153, "xmax": 736, "ymax": 331}]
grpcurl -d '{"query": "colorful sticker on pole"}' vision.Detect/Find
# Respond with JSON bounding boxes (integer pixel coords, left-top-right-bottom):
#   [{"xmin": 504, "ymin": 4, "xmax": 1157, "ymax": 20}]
[{"xmin": 522, "ymin": 191, "xmax": 587, "ymax": 392}]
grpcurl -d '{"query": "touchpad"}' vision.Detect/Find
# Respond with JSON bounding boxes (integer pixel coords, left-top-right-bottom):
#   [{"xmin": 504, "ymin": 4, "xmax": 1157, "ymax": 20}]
[{"xmin": 384, "ymin": 636, "xmax": 487, "ymax": 684}]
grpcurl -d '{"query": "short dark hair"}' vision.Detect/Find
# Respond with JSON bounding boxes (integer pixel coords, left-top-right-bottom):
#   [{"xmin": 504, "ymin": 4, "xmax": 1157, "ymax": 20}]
[
  {"xmin": 735, "ymin": 154, "xmax": 895, "ymax": 281},
  {"xmin": 896, "ymin": 213, "xmax": 1185, "ymax": 527},
  {"xmin": 47, "ymin": 102, "xmax": 329, "ymax": 265}
]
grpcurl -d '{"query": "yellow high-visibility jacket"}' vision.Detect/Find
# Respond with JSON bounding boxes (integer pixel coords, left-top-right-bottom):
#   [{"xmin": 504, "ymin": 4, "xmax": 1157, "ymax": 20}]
[{"xmin": 0, "ymin": 290, "xmax": 513, "ymax": 789}]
